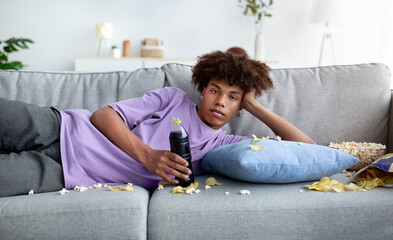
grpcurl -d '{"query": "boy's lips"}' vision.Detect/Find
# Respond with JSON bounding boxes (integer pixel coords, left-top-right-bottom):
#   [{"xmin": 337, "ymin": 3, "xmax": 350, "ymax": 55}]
[{"xmin": 210, "ymin": 109, "xmax": 225, "ymax": 117}]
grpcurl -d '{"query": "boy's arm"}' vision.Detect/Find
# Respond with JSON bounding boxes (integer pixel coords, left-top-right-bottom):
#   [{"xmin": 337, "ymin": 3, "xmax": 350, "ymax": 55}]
[
  {"xmin": 242, "ymin": 90, "xmax": 316, "ymax": 144},
  {"xmin": 90, "ymin": 106, "xmax": 191, "ymax": 184}
]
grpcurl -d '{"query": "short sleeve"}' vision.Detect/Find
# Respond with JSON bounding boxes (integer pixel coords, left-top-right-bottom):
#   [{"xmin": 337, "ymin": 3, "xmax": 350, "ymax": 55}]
[{"xmin": 109, "ymin": 87, "xmax": 185, "ymax": 129}]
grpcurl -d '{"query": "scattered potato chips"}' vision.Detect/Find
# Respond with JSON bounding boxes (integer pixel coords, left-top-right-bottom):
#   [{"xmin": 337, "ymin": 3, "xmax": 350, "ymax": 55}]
[
  {"xmin": 250, "ymin": 145, "xmax": 264, "ymax": 151},
  {"xmin": 355, "ymin": 168, "xmax": 393, "ymax": 190},
  {"xmin": 305, "ymin": 176, "xmax": 366, "ymax": 192},
  {"xmin": 205, "ymin": 177, "xmax": 222, "ymax": 186},
  {"xmin": 158, "ymin": 181, "xmax": 172, "ymax": 187},
  {"xmin": 108, "ymin": 185, "xmax": 134, "ymax": 192},
  {"xmin": 28, "ymin": 189, "xmax": 34, "ymax": 195},
  {"xmin": 171, "ymin": 182, "xmax": 199, "ymax": 194},
  {"xmin": 172, "ymin": 186, "xmax": 185, "ymax": 194},
  {"xmin": 251, "ymin": 134, "xmax": 262, "ymax": 143}
]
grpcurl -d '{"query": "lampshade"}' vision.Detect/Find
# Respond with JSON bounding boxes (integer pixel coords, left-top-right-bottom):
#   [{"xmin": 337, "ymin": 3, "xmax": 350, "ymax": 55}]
[
  {"xmin": 309, "ymin": 0, "xmax": 346, "ymax": 25},
  {"xmin": 96, "ymin": 23, "xmax": 113, "ymax": 39}
]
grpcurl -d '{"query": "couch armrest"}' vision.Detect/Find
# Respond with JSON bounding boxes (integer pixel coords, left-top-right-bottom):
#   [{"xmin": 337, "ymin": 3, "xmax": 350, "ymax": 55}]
[{"xmin": 388, "ymin": 90, "xmax": 393, "ymax": 153}]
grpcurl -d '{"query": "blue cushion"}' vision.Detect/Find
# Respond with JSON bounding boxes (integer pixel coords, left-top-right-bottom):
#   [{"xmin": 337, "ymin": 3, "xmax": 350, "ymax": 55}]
[{"xmin": 201, "ymin": 139, "xmax": 359, "ymax": 183}]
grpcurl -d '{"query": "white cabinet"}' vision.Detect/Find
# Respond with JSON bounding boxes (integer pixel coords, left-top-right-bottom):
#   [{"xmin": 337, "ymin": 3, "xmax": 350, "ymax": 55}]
[{"xmin": 74, "ymin": 57, "xmax": 196, "ymax": 72}]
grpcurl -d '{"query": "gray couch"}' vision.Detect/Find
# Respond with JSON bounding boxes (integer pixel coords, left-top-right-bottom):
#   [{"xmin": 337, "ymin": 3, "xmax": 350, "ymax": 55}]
[{"xmin": 0, "ymin": 63, "xmax": 392, "ymax": 240}]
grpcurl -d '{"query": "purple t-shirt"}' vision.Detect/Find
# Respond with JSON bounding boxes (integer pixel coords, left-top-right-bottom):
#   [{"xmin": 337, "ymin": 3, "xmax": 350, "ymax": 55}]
[{"xmin": 57, "ymin": 87, "xmax": 248, "ymax": 190}]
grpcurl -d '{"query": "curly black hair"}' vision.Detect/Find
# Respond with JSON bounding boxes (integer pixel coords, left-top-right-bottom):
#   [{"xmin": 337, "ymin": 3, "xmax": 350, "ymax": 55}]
[{"xmin": 192, "ymin": 51, "xmax": 273, "ymax": 96}]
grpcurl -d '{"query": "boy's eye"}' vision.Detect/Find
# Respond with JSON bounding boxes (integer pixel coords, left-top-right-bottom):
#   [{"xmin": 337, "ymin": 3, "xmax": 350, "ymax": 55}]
[
  {"xmin": 211, "ymin": 89, "xmax": 218, "ymax": 94},
  {"xmin": 230, "ymin": 96, "xmax": 238, "ymax": 101}
]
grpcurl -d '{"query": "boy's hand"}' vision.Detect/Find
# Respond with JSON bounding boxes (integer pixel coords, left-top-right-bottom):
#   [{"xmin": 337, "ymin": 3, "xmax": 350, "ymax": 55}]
[
  {"xmin": 141, "ymin": 149, "xmax": 192, "ymax": 185},
  {"xmin": 241, "ymin": 88, "xmax": 258, "ymax": 111}
]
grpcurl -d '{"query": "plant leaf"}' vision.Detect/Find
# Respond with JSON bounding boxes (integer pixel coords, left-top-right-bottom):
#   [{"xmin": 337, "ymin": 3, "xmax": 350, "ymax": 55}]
[
  {"xmin": 0, "ymin": 52, "xmax": 8, "ymax": 62},
  {"xmin": 0, "ymin": 61, "xmax": 22, "ymax": 70}
]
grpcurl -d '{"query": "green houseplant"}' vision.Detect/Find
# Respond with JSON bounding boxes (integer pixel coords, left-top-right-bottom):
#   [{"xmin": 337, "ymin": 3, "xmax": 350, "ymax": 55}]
[
  {"xmin": 238, "ymin": 0, "xmax": 274, "ymax": 35},
  {"xmin": 0, "ymin": 38, "xmax": 34, "ymax": 70},
  {"xmin": 238, "ymin": 0, "xmax": 273, "ymax": 61}
]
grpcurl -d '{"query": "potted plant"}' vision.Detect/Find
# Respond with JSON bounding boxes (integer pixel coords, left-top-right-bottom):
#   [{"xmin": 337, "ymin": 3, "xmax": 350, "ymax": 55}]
[
  {"xmin": 0, "ymin": 38, "xmax": 34, "ymax": 70},
  {"xmin": 238, "ymin": 0, "xmax": 273, "ymax": 60},
  {"xmin": 111, "ymin": 45, "xmax": 121, "ymax": 58}
]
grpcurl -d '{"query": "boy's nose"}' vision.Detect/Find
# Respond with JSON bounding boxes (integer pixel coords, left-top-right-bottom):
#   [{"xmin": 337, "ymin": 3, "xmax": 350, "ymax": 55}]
[{"xmin": 215, "ymin": 95, "xmax": 225, "ymax": 107}]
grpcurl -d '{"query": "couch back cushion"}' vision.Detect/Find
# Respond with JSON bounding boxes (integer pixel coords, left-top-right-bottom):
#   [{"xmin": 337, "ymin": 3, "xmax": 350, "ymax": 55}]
[
  {"xmin": 162, "ymin": 63, "xmax": 391, "ymax": 146},
  {"xmin": 0, "ymin": 69, "xmax": 165, "ymax": 111}
]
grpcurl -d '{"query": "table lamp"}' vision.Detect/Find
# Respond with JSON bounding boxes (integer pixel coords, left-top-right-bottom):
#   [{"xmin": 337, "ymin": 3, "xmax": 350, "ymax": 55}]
[
  {"xmin": 309, "ymin": 0, "xmax": 345, "ymax": 66},
  {"xmin": 96, "ymin": 23, "xmax": 113, "ymax": 57}
]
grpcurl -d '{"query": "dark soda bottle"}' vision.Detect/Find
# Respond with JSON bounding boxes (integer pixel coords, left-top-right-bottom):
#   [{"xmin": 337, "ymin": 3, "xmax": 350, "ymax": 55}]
[{"xmin": 169, "ymin": 117, "xmax": 194, "ymax": 188}]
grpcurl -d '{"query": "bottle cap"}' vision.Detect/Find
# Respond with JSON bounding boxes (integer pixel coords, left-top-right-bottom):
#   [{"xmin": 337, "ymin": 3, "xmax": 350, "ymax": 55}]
[{"xmin": 172, "ymin": 117, "xmax": 181, "ymax": 124}]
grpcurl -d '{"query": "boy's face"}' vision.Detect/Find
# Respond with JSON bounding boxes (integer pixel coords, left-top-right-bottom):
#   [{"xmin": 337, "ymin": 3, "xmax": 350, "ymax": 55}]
[{"xmin": 197, "ymin": 78, "xmax": 244, "ymax": 130}]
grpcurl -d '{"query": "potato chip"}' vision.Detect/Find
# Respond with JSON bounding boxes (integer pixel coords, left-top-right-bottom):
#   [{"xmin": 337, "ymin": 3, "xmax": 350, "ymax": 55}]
[
  {"xmin": 121, "ymin": 185, "xmax": 134, "ymax": 191},
  {"xmin": 185, "ymin": 182, "xmax": 199, "ymax": 190},
  {"xmin": 331, "ymin": 180, "xmax": 346, "ymax": 193},
  {"xmin": 158, "ymin": 181, "xmax": 173, "ymax": 187},
  {"xmin": 109, "ymin": 185, "xmax": 134, "ymax": 192},
  {"xmin": 251, "ymin": 134, "xmax": 262, "ymax": 143},
  {"xmin": 109, "ymin": 186, "xmax": 120, "ymax": 191},
  {"xmin": 205, "ymin": 177, "xmax": 222, "ymax": 186},
  {"xmin": 172, "ymin": 186, "xmax": 185, "ymax": 194},
  {"xmin": 250, "ymin": 144, "xmax": 264, "ymax": 151}
]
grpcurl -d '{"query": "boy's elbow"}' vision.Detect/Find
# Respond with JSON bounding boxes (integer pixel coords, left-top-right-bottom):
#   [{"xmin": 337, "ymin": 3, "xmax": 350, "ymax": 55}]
[{"xmin": 90, "ymin": 107, "xmax": 109, "ymax": 126}]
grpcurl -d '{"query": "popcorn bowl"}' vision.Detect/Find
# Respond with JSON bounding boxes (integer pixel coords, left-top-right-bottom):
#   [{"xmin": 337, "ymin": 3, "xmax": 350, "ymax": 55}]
[{"xmin": 329, "ymin": 141, "xmax": 386, "ymax": 171}]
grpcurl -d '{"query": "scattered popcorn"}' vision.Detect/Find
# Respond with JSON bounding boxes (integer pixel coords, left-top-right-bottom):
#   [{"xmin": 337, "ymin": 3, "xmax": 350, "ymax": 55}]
[
  {"xmin": 78, "ymin": 186, "xmax": 88, "ymax": 192},
  {"xmin": 250, "ymin": 144, "xmax": 264, "ymax": 151},
  {"xmin": 329, "ymin": 141, "xmax": 386, "ymax": 171},
  {"xmin": 28, "ymin": 189, "xmax": 34, "ymax": 195},
  {"xmin": 158, "ymin": 185, "xmax": 164, "ymax": 190},
  {"xmin": 92, "ymin": 183, "xmax": 102, "ymax": 189},
  {"xmin": 195, "ymin": 189, "xmax": 201, "ymax": 194},
  {"xmin": 104, "ymin": 184, "xmax": 108, "ymax": 188},
  {"xmin": 88, "ymin": 186, "xmax": 93, "ymax": 189},
  {"xmin": 225, "ymin": 191, "xmax": 230, "ymax": 195},
  {"xmin": 240, "ymin": 190, "xmax": 250, "ymax": 195},
  {"xmin": 74, "ymin": 185, "xmax": 80, "ymax": 191},
  {"xmin": 298, "ymin": 189, "xmax": 304, "ymax": 193},
  {"xmin": 205, "ymin": 177, "xmax": 222, "ymax": 186},
  {"xmin": 127, "ymin": 183, "xmax": 133, "ymax": 186},
  {"xmin": 263, "ymin": 136, "xmax": 270, "ymax": 139},
  {"xmin": 251, "ymin": 134, "xmax": 262, "ymax": 143},
  {"xmin": 341, "ymin": 169, "xmax": 347, "ymax": 173},
  {"xmin": 347, "ymin": 172, "xmax": 353, "ymax": 177},
  {"xmin": 58, "ymin": 188, "xmax": 69, "ymax": 195},
  {"xmin": 275, "ymin": 135, "xmax": 282, "ymax": 141},
  {"xmin": 298, "ymin": 142, "xmax": 303, "ymax": 146},
  {"xmin": 204, "ymin": 185, "xmax": 211, "ymax": 190},
  {"xmin": 185, "ymin": 188, "xmax": 196, "ymax": 195}
]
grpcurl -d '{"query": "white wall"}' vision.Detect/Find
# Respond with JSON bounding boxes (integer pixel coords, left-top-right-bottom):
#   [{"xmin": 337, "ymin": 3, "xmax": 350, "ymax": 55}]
[{"xmin": 0, "ymin": 0, "xmax": 391, "ymax": 72}]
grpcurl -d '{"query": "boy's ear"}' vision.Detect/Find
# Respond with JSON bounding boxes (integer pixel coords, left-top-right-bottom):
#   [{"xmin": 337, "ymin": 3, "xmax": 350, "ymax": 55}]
[{"xmin": 200, "ymin": 87, "xmax": 207, "ymax": 99}]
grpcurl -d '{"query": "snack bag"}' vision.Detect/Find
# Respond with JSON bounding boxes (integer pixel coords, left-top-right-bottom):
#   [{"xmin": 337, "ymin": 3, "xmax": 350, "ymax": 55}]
[{"xmin": 350, "ymin": 153, "xmax": 393, "ymax": 189}]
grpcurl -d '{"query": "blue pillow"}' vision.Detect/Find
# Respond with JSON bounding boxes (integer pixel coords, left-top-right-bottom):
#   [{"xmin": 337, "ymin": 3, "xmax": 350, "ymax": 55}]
[{"xmin": 201, "ymin": 139, "xmax": 358, "ymax": 183}]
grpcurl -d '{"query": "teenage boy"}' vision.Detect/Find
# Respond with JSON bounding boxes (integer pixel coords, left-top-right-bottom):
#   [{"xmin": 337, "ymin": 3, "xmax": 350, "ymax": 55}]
[{"xmin": 0, "ymin": 51, "xmax": 314, "ymax": 197}]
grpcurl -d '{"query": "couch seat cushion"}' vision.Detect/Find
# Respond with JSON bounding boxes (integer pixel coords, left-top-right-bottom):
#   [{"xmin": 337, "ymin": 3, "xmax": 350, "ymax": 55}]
[
  {"xmin": 0, "ymin": 185, "xmax": 149, "ymax": 240},
  {"xmin": 148, "ymin": 174, "xmax": 393, "ymax": 240}
]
